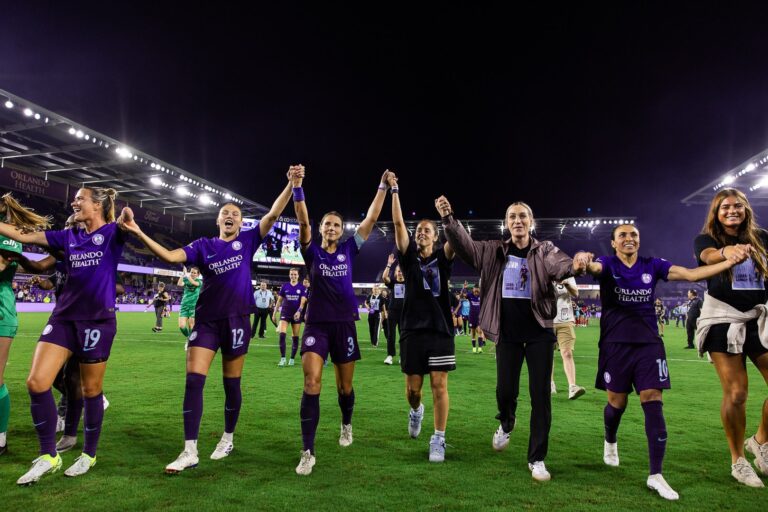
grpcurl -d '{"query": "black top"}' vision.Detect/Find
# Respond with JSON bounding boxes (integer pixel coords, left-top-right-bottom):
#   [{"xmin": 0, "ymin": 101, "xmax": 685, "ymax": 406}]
[
  {"xmin": 398, "ymin": 240, "xmax": 454, "ymax": 335},
  {"xmin": 153, "ymin": 291, "xmax": 170, "ymax": 309},
  {"xmin": 385, "ymin": 280, "xmax": 405, "ymax": 312},
  {"xmin": 694, "ymin": 231, "xmax": 768, "ymax": 312},
  {"xmin": 500, "ymin": 243, "xmax": 556, "ymax": 344},
  {"xmin": 687, "ymin": 297, "xmax": 703, "ymax": 319},
  {"xmin": 367, "ymin": 294, "xmax": 382, "ymax": 313}
]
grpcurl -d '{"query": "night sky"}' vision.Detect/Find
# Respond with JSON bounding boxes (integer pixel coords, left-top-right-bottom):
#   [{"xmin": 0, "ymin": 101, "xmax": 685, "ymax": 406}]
[{"xmin": 3, "ymin": 3, "xmax": 768, "ymax": 264}]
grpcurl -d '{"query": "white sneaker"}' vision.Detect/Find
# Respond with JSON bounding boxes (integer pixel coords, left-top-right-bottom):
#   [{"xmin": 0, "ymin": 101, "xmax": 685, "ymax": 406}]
[
  {"xmin": 56, "ymin": 415, "xmax": 65, "ymax": 433},
  {"xmin": 745, "ymin": 435, "xmax": 768, "ymax": 475},
  {"xmin": 647, "ymin": 473, "xmax": 679, "ymax": 500},
  {"xmin": 56, "ymin": 435, "xmax": 77, "ymax": 453},
  {"xmin": 528, "ymin": 460, "xmax": 551, "ymax": 481},
  {"xmin": 429, "ymin": 434, "xmax": 446, "ymax": 463},
  {"xmin": 384, "ymin": 355, "xmax": 393, "ymax": 365},
  {"xmin": 492, "ymin": 425, "xmax": 511, "ymax": 452},
  {"xmin": 288, "ymin": 358, "xmax": 295, "ymax": 366},
  {"xmin": 278, "ymin": 357, "xmax": 286, "ymax": 367},
  {"xmin": 339, "ymin": 424, "xmax": 353, "ymax": 447},
  {"xmin": 409, "ymin": 404, "xmax": 424, "ymax": 438},
  {"xmin": 16, "ymin": 454, "xmax": 62, "ymax": 485},
  {"xmin": 165, "ymin": 449, "xmax": 199, "ymax": 474},
  {"xmin": 102, "ymin": 395, "xmax": 110, "ymax": 411},
  {"xmin": 64, "ymin": 453, "xmax": 96, "ymax": 477},
  {"xmin": 210, "ymin": 438, "xmax": 234, "ymax": 460},
  {"xmin": 550, "ymin": 381, "xmax": 557, "ymax": 395},
  {"xmin": 296, "ymin": 449, "xmax": 315, "ymax": 475},
  {"xmin": 731, "ymin": 456, "xmax": 765, "ymax": 487},
  {"xmin": 604, "ymin": 440, "xmax": 619, "ymax": 466},
  {"xmin": 568, "ymin": 385, "xmax": 586, "ymax": 400}
]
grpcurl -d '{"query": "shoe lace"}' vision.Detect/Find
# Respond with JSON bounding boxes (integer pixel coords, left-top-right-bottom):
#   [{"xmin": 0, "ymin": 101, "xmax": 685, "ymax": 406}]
[
  {"xmin": 299, "ymin": 451, "xmax": 313, "ymax": 467},
  {"xmin": 733, "ymin": 460, "xmax": 754, "ymax": 478}
]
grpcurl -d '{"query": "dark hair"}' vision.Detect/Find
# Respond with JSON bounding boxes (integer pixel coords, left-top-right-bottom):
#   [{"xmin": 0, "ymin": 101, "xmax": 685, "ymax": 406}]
[
  {"xmin": 189, "ymin": 266, "xmax": 200, "ymax": 273},
  {"xmin": 417, "ymin": 219, "xmax": 439, "ymax": 235},
  {"xmin": 321, "ymin": 211, "xmax": 344, "ymax": 225},
  {"xmin": 610, "ymin": 223, "xmax": 638, "ymax": 255},
  {"xmin": 689, "ymin": 289, "xmax": 698, "ymax": 297},
  {"xmin": 220, "ymin": 202, "xmax": 242, "ymax": 212}
]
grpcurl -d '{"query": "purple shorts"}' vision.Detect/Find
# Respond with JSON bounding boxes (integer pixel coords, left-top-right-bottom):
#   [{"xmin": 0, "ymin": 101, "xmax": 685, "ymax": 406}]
[
  {"xmin": 469, "ymin": 311, "xmax": 480, "ymax": 328},
  {"xmin": 301, "ymin": 322, "xmax": 361, "ymax": 364},
  {"xmin": 39, "ymin": 317, "xmax": 117, "ymax": 363},
  {"xmin": 596, "ymin": 342, "xmax": 671, "ymax": 394},
  {"xmin": 279, "ymin": 312, "xmax": 302, "ymax": 325},
  {"xmin": 188, "ymin": 315, "xmax": 251, "ymax": 357}
]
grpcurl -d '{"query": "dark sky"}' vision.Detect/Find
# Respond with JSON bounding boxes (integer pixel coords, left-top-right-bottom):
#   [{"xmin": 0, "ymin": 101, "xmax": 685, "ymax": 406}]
[{"xmin": 3, "ymin": 3, "xmax": 768, "ymax": 263}]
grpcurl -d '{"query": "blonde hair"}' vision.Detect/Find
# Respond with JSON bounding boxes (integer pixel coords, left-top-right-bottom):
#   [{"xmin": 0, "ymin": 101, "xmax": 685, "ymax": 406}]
[
  {"xmin": 83, "ymin": 187, "xmax": 117, "ymax": 222},
  {"xmin": 505, "ymin": 201, "xmax": 536, "ymax": 232},
  {"xmin": 0, "ymin": 192, "xmax": 52, "ymax": 233}
]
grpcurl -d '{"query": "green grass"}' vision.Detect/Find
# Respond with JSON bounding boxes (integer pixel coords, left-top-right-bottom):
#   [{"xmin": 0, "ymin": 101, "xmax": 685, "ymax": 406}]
[{"xmin": 1, "ymin": 313, "xmax": 766, "ymax": 511}]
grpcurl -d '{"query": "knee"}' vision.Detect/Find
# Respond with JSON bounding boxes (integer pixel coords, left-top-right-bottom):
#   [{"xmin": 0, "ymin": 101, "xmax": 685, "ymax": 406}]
[
  {"xmin": 726, "ymin": 387, "xmax": 748, "ymax": 407},
  {"xmin": 430, "ymin": 380, "xmax": 448, "ymax": 399},
  {"xmin": 26, "ymin": 374, "xmax": 48, "ymax": 394},
  {"xmin": 304, "ymin": 375, "xmax": 322, "ymax": 394},
  {"xmin": 337, "ymin": 383, "xmax": 353, "ymax": 395},
  {"xmin": 81, "ymin": 383, "xmax": 102, "ymax": 398}
]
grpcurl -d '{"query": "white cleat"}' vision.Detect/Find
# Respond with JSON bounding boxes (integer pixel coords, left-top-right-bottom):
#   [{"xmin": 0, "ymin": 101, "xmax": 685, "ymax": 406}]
[
  {"xmin": 278, "ymin": 357, "xmax": 286, "ymax": 368},
  {"xmin": 64, "ymin": 453, "xmax": 96, "ymax": 477},
  {"xmin": 16, "ymin": 454, "xmax": 62, "ymax": 486},
  {"xmin": 731, "ymin": 457, "xmax": 765, "ymax": 487},
  {"xmin": 384, "ymin": 355, "xmax": 393, "ymax": 365},
  {"xmin": 745, "ymin": 435, "xmax": 768, "ymax": 475},
  {"xmin": 492, "ymin": 425, "xmax": 511, "ymax": 452},
  {"xmin": 56, "ymin": 435, "xmax": 77, "ymax": 453},
  {"xmin": 165, "ymin": 449, "xmax": 199, "ymax": 474},
  {"xmin": 210, "ymin": 438, "xmax": 234, "ymax": 460},
  {"xmin": 288, "ymin": 358, "xmax": 295, "ymax": 366},
  {"xmin": 102, "ymin": 395, "xmax": 110, "ymax": 411},
  {"xmin": 528, "ymin": 460, "xmax": 551, "ymax": 481},
  {"xmin": 296, "ymin": 449, "xmax": 316, "ymax": 475},
  {"xmin": 409, "ymin": 404, "xmax": 424, "ymax": 438},
  {"xmin": 568, "ymin": 385, "xmax": 586, "ymax": 400},
  {"xmin": 339, "ymin": 424, "xmax": 353, "ymax": 447},
  {"xmin": 647, "ymin": 474, "xmax": 679, "ymax": 500},
  {"xmin": 429, "ymin": 434, "xmax": 446, "ymax": 463},
  {"xmin": 603, "ymin": 441, "xmax": 619, "ymax": 466}
]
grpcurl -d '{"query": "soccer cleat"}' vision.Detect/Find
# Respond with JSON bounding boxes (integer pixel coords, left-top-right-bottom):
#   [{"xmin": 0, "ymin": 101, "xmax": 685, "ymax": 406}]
[
  {"xmin": 56, "ymin": 435, "xmax": 77, "ymax": 453},
  {"xmin": 165, "ymin": 449, "xmax": 199, "ymax": 474},
  {"xmin": 16, "ymin": 453, "xmax": 62, "ymax": 485},
  {"xmin": 492, "ymin": 425, "xmax": 511, "ymax": 452},
  {"xmin": 429, "ymin": 434, "xmax": 446, "ymax": 462},
  {"xmin": 296, "ymin": 449, "xmax": 316, "ymax": 475},
  {"xmin": 103, "ymin": 395, "xmax": 110, "ymax": 411},
  {"xmin": 472, "ymin": 347, "xmax": 478, "ymax": 353},
  {"xmin": 604, "ymin": 440, "xmax": 619, "ymax": 466},
  {"xmin": 568, "ymin": 385, "xmax": 586, "ymax": 400},
  {"xmin": 745, "ymin": 435, "xmax": 768, "ymax": 475},
  {"xmin": 339, "ymin": 424, "xmax": 353, "ymax": 447},
  {"xmin": 731, "ymin": 457, "xmax": 765, "ymax": 487},
  {"xmin": 288, "ymin": 358, "xmax": 295, "ymax": 366},
  {"xmin": 210, "ymin": 438, "xmax": 234, "ymax": 460},
  {"xmin": 278, "ymin": 357, "xmax": 286, "ymax": 368},
  {"xmin": 64, "ymin": 453, "xmax": 96, "ymax": 477},
  {"xmin": 56, "ymin": 415, "xmax": 65, "ymax": 433},
  {"xmin": 383, "ymin": 355, "xmax": 393, "ymax": 365},
  {"xmin": 478, "ymin": 347, "xmax": 483, "ymax": 354},
  {"xmin": 550, "ymin": 381, "xmax": 557, "ymax": 394},
  {"xmin": 647, "ymin": 473, "xmax": 679, "ymax": 500},
  {"xmin": 409, "ymin": 404, "xmax": 424, "ymax": 438},
  {"xmin": 528, "ymin": 460, "xmax": 551, "ymax": 481}
]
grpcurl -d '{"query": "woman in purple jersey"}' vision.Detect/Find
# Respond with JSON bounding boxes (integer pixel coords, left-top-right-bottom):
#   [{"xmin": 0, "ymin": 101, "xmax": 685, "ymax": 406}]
[
  {"xmin": 693, "ymin": 189, "xmax": 768, "ymax": 487},
  {"xmin": 582, "ymin": 223, "xmax": 744, "ymax": 500},
  {"xmin": 119, "ymin": 167, "xmax": 300, "ymax": 474},
  {"xmin": 0, "ymin": 187, "xmax": 127, "ymax": 484},
  {"xmin": 293, "ymin": 169, "xmax": 395, "ymax": 476},
  {"xmin": 272, "ymin": 267, "xmax": 307, "ymax": 367}
]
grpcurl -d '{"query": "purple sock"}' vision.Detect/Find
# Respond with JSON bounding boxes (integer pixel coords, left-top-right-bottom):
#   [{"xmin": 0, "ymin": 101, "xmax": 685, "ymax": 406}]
[
  {"xmin": 290, "ymin": 336, "xmax": 299, "ymax": 359},
  {"xmin": 603, "ymin": 403, "xmax": 625, "ymax": 443},
  {"xmin": 183, "ymin": 373, "xmax": 206, "ymax": 441},
  {"xmin": 279, "ymin": 332, "xmax": 287, "ymax": 358},
  {"xmin": 300, "ymin": 392, "xmax": 320, "ymax": 454},
  {"xmin": 479, "ymin": 337, "xmax": 485, "ymax": 347},
  {"xmin": 642, "ymin": 400, "xmax": 667, "ymax": 475},
  {"xmin": 29, "ymin": 389, "xmax": 57, "ymax": 457},
  {"xmin": 338, "ymin": 389, "xmax": 355, "ymax": 425},
  {"xmin": 64, "ymin": 397, "xmax": 84, "ymax": 437},
  {"xmin": 83, "ymin": 393, "xmax": 105, "ymax": 457},
  {"xmin": 223, "ymin": 377, "xmax": 242, "ymax": 434}
]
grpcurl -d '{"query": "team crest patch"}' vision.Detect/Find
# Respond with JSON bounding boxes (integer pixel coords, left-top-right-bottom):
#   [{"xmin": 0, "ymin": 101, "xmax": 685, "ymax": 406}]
[
  {"xmin": 305, "ymin": 336, "xmax": 316, "ymax": 347},
  {"xmin": 337, "ymin": 254, "xmax": 346, "ymax": 262},
  {"xmin": 641, "ymin": 273, "xmax": 652, "ymax": 284},
  {"xmin": 232, "ymin": 241, "xmax": 242, "ymax": 251},
  {"xmin": 92, "ymin": 234, "xmax": 104, "ymax": 245},
  {"xmin": 604, "ymin": 372, "xmax": 612, "ymax": 384},
  {"xmin": 189, "ymin": 331, "xmax": 198, "ymax": 341},
  {"xmin": 42, "ymin": 324, "xmax": 53, "ymax": 336}
]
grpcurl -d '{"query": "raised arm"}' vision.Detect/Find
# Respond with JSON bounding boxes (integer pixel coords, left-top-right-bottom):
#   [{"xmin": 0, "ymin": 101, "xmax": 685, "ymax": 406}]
[
  {"xmin": 390, "ymin": 176, "xmax": 409, "ymax": 254},
  {"xmin": 176, "ymin": 266, "xmax": 186, "ymax": 287},
  {"xmin": 382, "ymin": 253, "xmax": 395, "ymax": 284},
  {"xmin": 291, "ymin": 166, "xmax": 311, "ymax": 247},
  {"xmin": 357, "ymin": 170, "xmax": 395, "ymax": 241},
  {"xmin": 117, "ymin": 207, "xmax": 187, "ymax": 264},
  {"xmin": 0, "ymin": 223, "xmax": 49, "ymax": 247},
  {"xmin": 260, "ymin": 166, "xmax": 305, "ymax": 238},
  {"xmin": 435, "ymin": 196, "xmax": 480, "ymax": 269}
]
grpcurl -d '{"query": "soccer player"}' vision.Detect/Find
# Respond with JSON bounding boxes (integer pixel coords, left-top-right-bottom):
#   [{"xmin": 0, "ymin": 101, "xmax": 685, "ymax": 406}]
[
  {"xmin": 364, "ymin": 285, "xmax": 383, "ymax": 348},
  {"xmin": 119, "ymin": 167, "xmax": 300, "ymax": 474},
  {"xmin": 458, "ymin": 292, "xmax": 470, "ymax": 336},
  {"xmin": 251, "ymin": 281, "xmax": 274, "ymax": 339},
  {"xmin": 581, "ymin": 222, "xmax": 745, "ymax": 500},
  {"xmin": 466, "ymin": 285, "xmax": 485, "ymax": 353},
  {"xmin": 693, "ymin": 188, "xmax": 768, "ymax": 487},
  {"xmin": 293, "ymin": 169, "xmax": 395, "ymax": 476},
  {"xmin": 1, "ymin": 187, "xmax": 126, "ymax": 484},
  {"xmin": 551, "ymin": 278, "xmax": 586, "ymax": 399},
  {"xmin": 392, "ymin": 180, "xmax": 456, "ymax": 462},
  {"xmin": 273, "ymin": 268, "xmax": 307, "ymax": 366},
  {"xmin": 177, "ymin": 266, "xmax": 202, "ymax": 338},
  {"xmin": 382, "ymin": 253, "xmax": 404, "ymax": 365},
  {"xmin": 437, "ymin": 196, "xmax": 584, "ymax": 482}
]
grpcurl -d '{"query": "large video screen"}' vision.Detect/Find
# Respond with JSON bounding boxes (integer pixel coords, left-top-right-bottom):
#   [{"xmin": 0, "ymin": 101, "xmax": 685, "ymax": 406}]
[{"xmin": 243, "ymin": 218, "xmax": 305, "ymax": 266}]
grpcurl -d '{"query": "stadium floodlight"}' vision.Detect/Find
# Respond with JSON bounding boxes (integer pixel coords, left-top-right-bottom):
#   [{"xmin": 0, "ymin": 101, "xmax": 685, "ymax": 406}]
[
  {"xmin": 115, "ymin": 147, "xmax": 132, "ymax": 159},
  {"xmin": 723, "ymin": 175, "xmax": 736, "ymax": 185},
  {"xmin": 176, "ymin": 187, "xmax": 188, "ymax": 196},
  {"xmin": 75, "ymin": 130, "xmax": 84, "ymax": 139},
  {"xmin": 150, "ymin": 176, "xmax": 163, "ymax": 186},
  {"xmin": 33, "ymin": 113, "xmax": 40, "ymax": 120},
  {"xmin": 23, "ymin": 108, "xmax": 33, "ymax": 117},
  {"xmin": 630, "ymin": 220, "xmax": 635, "ymax": 224},
  {"xmin": 4, "ymin": 100, "xmax": 13, "ymax": 108},
  {"xmin": 68, "ymin": 127, "xmax": 76, "ymax": 135},
  {"xmin": 745, "ymin": 163, "xmax": 757, "ymax": 173},
  {"xmin": 198, "ymin": 194, "xmax": 210, "ymax": 204}
]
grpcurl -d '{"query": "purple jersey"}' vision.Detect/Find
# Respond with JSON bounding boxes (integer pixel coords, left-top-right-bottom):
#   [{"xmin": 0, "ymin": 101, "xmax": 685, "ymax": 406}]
[
  {"xmin": 301, "ymin": 235, "xmax": 362, "ymax": 324},
  {"xmin": 596, "ymin": 255, "xmax": 672, "ymax": 344},
  {"xmin": 467, "ymin": 292, "xmax": 481, "ymax": 314},
  {"xmin": 279, "ymin": 282, "xmax": 307, "ymax": 317},
  {"xmin": 45, "ymin": 222, "xmax": 125, "ymax": 321},
  {"xmin": 183, "ymin": 225, "xmax": 263, "ymax": 322}
]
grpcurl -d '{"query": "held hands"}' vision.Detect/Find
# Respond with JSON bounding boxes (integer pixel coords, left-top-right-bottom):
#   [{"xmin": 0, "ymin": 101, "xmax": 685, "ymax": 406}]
[
  {"xmin": 434, "ymin": 196, "xmax": 452, "ymax": 217},
  {"xmin": 723, "ymin": 244, "xmax": 751, "ymax": 265},
  {"xmin": 573, "ymin": 251, "xmax": 594, "ymax": 274},
  {"xmin": 380, "ymin": 170, "xmax": 397, "ymax": 189},
  {"xmin": 117, "ymin": 207, "xmax": 141, "ymax": 234},
  {"xmin": 288, "ymin": 165, "xmax": 305, "ymax": 187}
]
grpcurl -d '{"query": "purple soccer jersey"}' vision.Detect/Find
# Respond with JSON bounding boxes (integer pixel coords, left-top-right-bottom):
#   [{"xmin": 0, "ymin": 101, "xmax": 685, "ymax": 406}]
[
  {"xmin": 182, "ymin": 224, "xmax": 263, "ymax": 322},
  {"xmin": 44, "ymin": 222, "xmax": 125, "ymax": 320},
  {"xmin": 279, "ymin": 282, "xmax": 307, "ymax": 318},
  {"xmin": 597, "ymin": 255, "xmax": 672, "ymax": 344},
  {"xmin": 301, "ymin": 236, "xmax": 362, "ymax": 324},
  {"xmin": 468, "ymin": 292, "xmax": 481, "ymax": 326}
]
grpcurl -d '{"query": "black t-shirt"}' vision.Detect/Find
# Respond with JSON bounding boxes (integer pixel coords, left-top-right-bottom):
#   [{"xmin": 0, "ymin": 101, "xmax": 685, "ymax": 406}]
[
  {"xmin": 367, "ymin": 293, "xmax": 382, "ymax": 314},
  {"xmin": 398, "ymin": 241, "xmax": 454, "ymax": 335},
  {"xmin": 385, "ymin": 280, "xmax": 405, "ymax": 313},
  {"xmin": 153, "ymin": 291, "xmax": 169, "ymax": 309},
  {"xmin": 500, "ymin": 243, "xmax": 556, "ymax": 344},
  {"xmin": 694, "ymin": 232, "xmax": 768, "ymax": 312},
  {"xmin": 687, "ymin": 297, "xmax": 703, "ymax": 319}
]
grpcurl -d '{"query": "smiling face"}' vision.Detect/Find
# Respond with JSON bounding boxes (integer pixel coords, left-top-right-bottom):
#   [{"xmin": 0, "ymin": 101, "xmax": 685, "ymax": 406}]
[
  {"xmin": 717, "ymin": 195, "xmax": 747, "ymax": 232},
  {"xmin": 320, "ymin": 213, "xmax": 343, "ymax": 244},
  {"xmin": 71, "ymin": 188, "xmax": 99, "ymax": 223},
  {"xmin": 505, "ymin": 203, "xmax": 533, "ymax": 240},
  {"xmin": 217, "ymin": 203, "xmax": 242, "ymax": 237},
  {"xmin": 190, "ymin": 268, "xmax": 200, "ymax": 279},
  {"xmin": 394, "ymin": 265, "xmax": 404, "ymax": 281},
  {"xmin": 415, "ymin": 220, "xmax": 438, "ymax": 251},
  {"xmin": 289, "ymin": 269, "xmax": 299, "ymax": 283},
  {"xmin": 611, "ymin": 224, "xmax": 640, "ymax": 257}
]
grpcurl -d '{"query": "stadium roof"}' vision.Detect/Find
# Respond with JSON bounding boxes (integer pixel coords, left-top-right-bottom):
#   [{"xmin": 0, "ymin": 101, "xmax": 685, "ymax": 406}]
[
  {"xmin": 0, "ymin": 88, "xmax": 268, "ymax": 221},
  {"xmin": 681, "ymin": 147, "xmax": 768, "ymax": 206}
]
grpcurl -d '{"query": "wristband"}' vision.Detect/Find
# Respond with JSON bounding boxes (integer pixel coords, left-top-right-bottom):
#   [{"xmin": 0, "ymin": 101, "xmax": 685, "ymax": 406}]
[
  {"xmin": 292, "ymin": 187, "xmax": 305, "ymax": 202},
  {"xmin": 390, "ymin": 186, "xmax": 399, "ymax": 194},
  {"xmin": 378, "ymin": 183, "xmax": 387, "ymax": 191}
]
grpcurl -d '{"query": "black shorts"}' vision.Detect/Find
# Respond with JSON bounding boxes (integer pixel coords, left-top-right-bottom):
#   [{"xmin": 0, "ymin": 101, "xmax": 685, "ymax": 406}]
[
  {"xmin": 400, "ymin": 331, "xmax": 455, "ymax": 375},
  {"xmin": 702, "ymin": 320, "xmax": 768, "ymax": 358}
]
